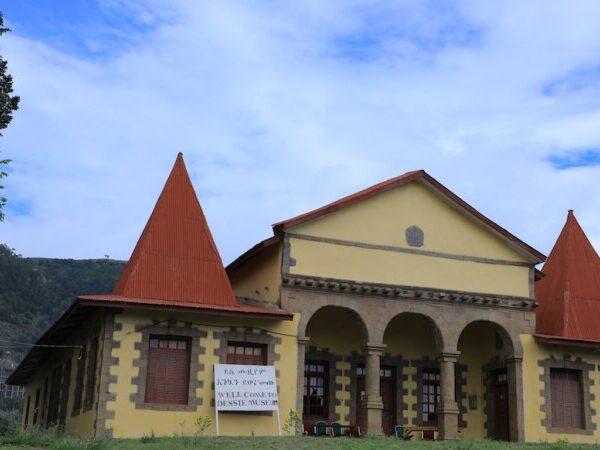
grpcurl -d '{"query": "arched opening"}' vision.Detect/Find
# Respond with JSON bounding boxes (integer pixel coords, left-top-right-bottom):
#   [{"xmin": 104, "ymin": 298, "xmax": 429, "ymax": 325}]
[
  {"xmin": 381, "ymin": 313, "xmax": 443, "ymax": 437},
  {"xmin": 302, "ymin": 306, "xmax": 368, "ymax": 426},
  {"xmin": 457, "ymin": 320, "xmax": 515, "ymax": 441}
]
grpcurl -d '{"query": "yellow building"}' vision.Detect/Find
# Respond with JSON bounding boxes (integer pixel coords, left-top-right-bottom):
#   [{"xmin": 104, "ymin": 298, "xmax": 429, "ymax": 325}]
[{"xmin": 9, "ymin": 155, "xmax": 600, "ymax": 443}]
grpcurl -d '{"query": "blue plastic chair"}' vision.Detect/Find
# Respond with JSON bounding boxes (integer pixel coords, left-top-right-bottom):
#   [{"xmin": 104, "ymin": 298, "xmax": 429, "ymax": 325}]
[
  {"xmin": 395, "ymin": 425, "xmax": 413, "ymax": 440},
  {"xmin": 314, "ymin": 421, "xmax": 328, "ymax": 436},
  {"xmin": 331, "ymin": 422, "xmax": 342, "ymax": 437}
]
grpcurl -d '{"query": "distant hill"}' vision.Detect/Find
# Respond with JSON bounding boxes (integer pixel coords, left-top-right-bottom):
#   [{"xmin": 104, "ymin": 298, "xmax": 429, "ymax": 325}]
[{"xmin": 0, "ymin": 244, "xmax": 126, "ymax": 362}]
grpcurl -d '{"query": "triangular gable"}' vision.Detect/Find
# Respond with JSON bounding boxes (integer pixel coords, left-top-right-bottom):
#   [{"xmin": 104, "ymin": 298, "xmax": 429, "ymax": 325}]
[{"xmin": 273, "ymin": 170, "xmax": 545, "ymax": 263}]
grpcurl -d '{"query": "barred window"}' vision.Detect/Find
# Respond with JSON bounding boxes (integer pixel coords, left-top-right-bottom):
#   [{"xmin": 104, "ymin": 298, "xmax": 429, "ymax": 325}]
[
  {"xmin": 303, "ymin": 361, "xmax": 328, "ymax": 419},
  {"xmin": 145, "ymin": 336, "xmax": 190, "ymax": 405},
  {"xmin": 421, "ymin": 369, "xmax": 440, "ymax": 425}
]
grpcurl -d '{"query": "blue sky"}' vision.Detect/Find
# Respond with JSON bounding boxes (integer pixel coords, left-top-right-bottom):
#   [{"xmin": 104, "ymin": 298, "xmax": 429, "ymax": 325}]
[{"xmin": 2, "ymin": 1, "xmax": 600, "ymax": 262}]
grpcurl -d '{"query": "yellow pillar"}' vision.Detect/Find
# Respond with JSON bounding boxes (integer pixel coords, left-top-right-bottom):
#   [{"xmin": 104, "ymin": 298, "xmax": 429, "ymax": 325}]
[{"xmin": 296, "ymin": 336, "xmax": 310, "ymax": 423}]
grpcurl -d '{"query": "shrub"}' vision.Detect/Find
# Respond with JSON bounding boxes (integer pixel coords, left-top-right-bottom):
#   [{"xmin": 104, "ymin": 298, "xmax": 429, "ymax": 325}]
[
  {"xmin": 282, "ymin": 409, "xmax": 302, "ymax": 435},
  {"xmin": 0, "ymin": 408, "xmax": 19, "ymax": 436},
  {"xmin": 195, "ymin": 415, "xmax": 212, "ymax": 436}
]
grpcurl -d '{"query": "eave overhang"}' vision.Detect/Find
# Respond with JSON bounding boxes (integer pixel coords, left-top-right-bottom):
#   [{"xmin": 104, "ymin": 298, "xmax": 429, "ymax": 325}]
[
  {"xmin": 535, "ymin": 333, "xmax": 600, "ymax": 349},
  {"xmin": 7, "ymin": 296, "xmax": 292, "ymax": 386}
]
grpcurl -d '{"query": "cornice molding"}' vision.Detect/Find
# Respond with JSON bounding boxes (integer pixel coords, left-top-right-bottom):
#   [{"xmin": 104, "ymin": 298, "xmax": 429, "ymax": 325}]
[
  {"xmin": 281, "ymin": 274, "xmax": 537, "ymax": 311},
  {"xmin": 287, "ymin": 232, "xmax": 534, "ymax": 267}
]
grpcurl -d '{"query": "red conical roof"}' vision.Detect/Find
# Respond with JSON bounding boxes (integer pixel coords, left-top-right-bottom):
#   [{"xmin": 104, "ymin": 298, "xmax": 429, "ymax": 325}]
[
  {"xmin": 536, "ymin": 210, "xmax": 600, "ymax": 342},
  {"xmin": 111, "ymin": 153, "xmax": 238, "ymax": 306},
  {"xmin": 78, "ymin": 154, "xmax": 291, "ymax": 319}
]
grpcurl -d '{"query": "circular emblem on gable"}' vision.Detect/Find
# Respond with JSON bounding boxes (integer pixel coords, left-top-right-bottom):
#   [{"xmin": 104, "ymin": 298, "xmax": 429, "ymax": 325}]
[{"xmin": 405, "ymin": 225, "xmax": 424, "ymax": 247}]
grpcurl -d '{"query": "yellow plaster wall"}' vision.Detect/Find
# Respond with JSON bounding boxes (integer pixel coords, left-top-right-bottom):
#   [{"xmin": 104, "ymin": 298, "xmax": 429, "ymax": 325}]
[
  {"xmin": 21, "ymin": 311, "xmax": 105, "ymax": 438},
  {"xmin": 522, "ymin": 335, "xmax": 600, "ymax": 444},
  {"xmin": 290, "ymin": 238, "xmax": 530, "ymax": 297},
  {"xmin": 335, "ymin": 360, "xmax": 351, "ymax": 423},
  {"xmin": 290, "ymin": 182, "xmax": 531, "ymax": 263},
  {"xmin": 229, "ymin": 242, "xmax": 282, "ymax": 305},
  {"xmin": 107, "ymin": 309, "xmax": 299, "ymax": 438}
]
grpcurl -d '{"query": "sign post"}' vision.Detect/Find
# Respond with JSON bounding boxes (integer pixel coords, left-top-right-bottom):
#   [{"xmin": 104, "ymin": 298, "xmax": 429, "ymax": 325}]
[{"xmin": 214, "ymin": 364, "xmax": 281, "ymax": 436}]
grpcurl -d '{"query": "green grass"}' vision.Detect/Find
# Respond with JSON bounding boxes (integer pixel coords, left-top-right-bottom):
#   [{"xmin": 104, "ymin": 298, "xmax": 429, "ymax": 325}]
[{"xmin": 0, "ymin": 434, "xmax": 596, "ymax": 450}]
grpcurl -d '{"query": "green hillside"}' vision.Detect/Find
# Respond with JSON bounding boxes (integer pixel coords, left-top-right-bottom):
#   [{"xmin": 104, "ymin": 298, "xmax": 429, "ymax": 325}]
[{"xmin": 0, "ymin": 244, "xmax": 125, "ymax": 362}]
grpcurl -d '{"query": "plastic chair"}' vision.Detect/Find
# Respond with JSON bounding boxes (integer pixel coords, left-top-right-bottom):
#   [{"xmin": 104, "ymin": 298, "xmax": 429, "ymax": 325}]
[
  {"xmin": 422, "ymin": 430, "xmax": 436, "ymax": 440},
  {"xmin": 331, "ymin": 422, "xmax": 342, "ymax": 437},
  {"xmin": 394, "ymin": 425, "xmax": 413, "ymax": 440},
  {"xmin": 349, "ymin": 424, "xmax": 361, "ymax": 438},
  {"xmin": 314, "ymin": 421, "xmax": 328, "ymax": 436},
  {"xmin": 302, "ymin": 421, "xmax": 314, "ymax": 436}
]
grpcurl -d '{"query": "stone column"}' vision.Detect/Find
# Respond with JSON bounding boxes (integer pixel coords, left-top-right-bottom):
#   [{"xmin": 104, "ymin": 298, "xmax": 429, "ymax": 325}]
[
  {"xmin": 506, "ymin": 356, "xmax": 524, "ymax": 442},
  {"xmin": 296, "ymin": 336, "xmax": 310, "ymax": 425},
  {"xmin": 364, "ymin": 343, "xmax": 386, "ymax": 436},
  {"xmin": 437, "ymin": 351, "xmax": 460, "ymax": 440}
]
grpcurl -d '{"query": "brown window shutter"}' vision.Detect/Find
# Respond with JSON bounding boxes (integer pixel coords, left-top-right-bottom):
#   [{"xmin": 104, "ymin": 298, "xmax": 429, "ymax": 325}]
[
  {"xmin": 145, "ymin": 336, "xmax": 190, "ymax": 405},
  {"xmin": 225, "ymin": 342, "xmax": 268, "ymax": 365},
  {"xmin": 550, "ymin": 368, "xmax": 584, "ymax": 429}
]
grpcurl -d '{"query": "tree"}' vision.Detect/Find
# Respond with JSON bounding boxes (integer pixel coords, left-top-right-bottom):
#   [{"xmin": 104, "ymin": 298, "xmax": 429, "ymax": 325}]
[{"xmin": 0, "ymin": 12, "xmax": 20, "ymax": 222}]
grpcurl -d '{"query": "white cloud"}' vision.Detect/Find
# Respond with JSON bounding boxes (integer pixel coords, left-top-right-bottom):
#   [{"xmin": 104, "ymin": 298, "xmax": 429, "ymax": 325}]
[{"xmin": 3, "ymin": 0, "xmax": 600, "ymax": 262}]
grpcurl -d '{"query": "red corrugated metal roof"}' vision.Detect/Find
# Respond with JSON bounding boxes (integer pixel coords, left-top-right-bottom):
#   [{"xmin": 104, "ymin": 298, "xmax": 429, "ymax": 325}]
[
  {"xmin": 535, "ymin": 210, "xmax": 600, "ymax": 342},
  {"xmin": 95, "ymin": 152, "xmax": 290, "ymax": 319},
  {"xmin": 111, "ymin": 153, "xmax": 239, "ymax": 307},
  {"xmin": 272, "ymin": 170, "xmax": 545, "ymax": 262}
]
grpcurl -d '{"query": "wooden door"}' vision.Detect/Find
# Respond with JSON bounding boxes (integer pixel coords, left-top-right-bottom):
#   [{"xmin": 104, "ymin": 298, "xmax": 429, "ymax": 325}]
[
  {"xmin": 356, "ymin": 375, "xmax": 366, "ymax": 432},
  {"xmin": 380, "ymin": 367, "xmax": 396, "ymax": 435},
  {"xmin": 356, "ymin": 366, "xmax": 396, "ymax": 435},
  {"xmin": 491, "ymin": 369, "xmax": 509, "ymax": 441}
]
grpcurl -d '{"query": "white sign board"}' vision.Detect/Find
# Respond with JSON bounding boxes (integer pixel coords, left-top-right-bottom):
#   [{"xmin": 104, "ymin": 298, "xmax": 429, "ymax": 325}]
[
  {"xmin": 213, "ymin": 364, "xmax": 281, "ymax": 436},
  {"xmin": 214, "ymin": 364, "xmax": 279, "ymax": 411}
]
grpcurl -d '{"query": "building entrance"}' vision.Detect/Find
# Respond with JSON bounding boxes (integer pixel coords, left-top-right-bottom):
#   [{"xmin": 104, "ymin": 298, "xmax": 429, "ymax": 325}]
[{"xmin": 356, "ymin": 365, "xmax": 396, "ymax": 435}]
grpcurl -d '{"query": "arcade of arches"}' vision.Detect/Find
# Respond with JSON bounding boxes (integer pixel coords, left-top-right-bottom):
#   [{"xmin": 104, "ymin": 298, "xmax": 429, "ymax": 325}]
[{"xmin": 285, "ymin": 283, "xmax": 530, "ymax": 441}]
